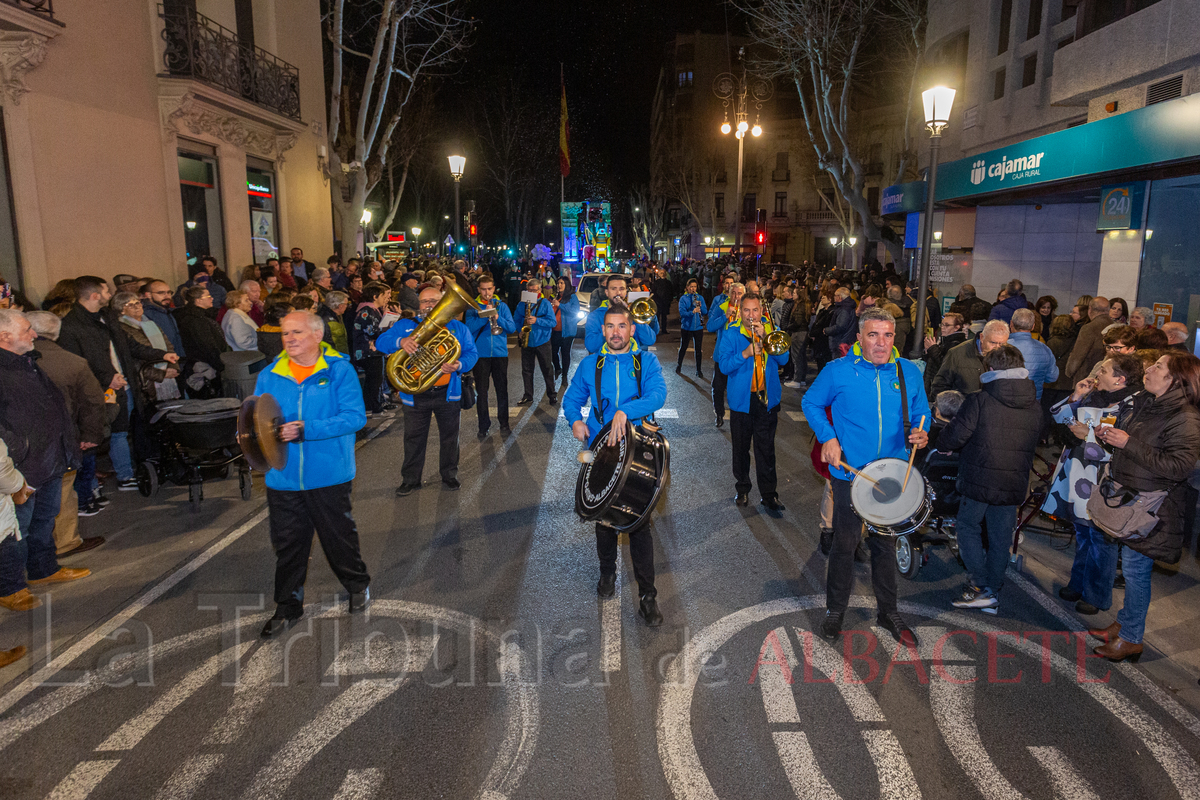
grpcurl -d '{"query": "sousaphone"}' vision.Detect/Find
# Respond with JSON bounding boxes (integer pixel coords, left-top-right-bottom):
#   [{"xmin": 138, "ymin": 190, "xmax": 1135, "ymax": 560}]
[{"xmin": 237, "ymin": 394, "xmax": 287, "ymax": 472}]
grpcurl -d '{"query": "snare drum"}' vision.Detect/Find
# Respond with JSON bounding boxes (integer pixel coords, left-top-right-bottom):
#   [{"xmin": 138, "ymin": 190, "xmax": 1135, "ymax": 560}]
[{"xmin": 849, "ymin": 457, "xmax": 934, "ymax": 537}]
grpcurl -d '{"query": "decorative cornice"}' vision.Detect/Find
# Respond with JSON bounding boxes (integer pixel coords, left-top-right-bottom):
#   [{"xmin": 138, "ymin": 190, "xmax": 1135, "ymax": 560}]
[
  {"xmin": 0, "ymin": 32, "xmax": 47, "ymax": 106},
  {"xmin": 161, "ymin": 91, "xmax": 298, "ymax": 162}
]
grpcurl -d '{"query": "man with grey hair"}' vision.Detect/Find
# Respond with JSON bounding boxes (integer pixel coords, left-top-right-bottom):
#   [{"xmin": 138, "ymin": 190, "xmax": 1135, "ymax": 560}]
[
  {"xmin": 239, "ymin": 279, "xmax": 266, "ymax": 326},
  {"xmin": 319, "ymin": 290, "xmax": 350, "ymax": 354},
  {"xmin": 1065, "ymin": 296, "xmax": 1111, "ymax": 384},
  {"xmin": 989, "ymin": 279, "xmax": 1031, "ymax": 325},
  {"xmin": 0, "ymin": 309, "xmax": 91, "ymax": 611},
  {"xmin": 1162, "ymin": 321, "xmax": 1189, "ymax": 351},
  {"xmin": 932, "ymin": 319, "xmax": 1010, "ymax": 398},
  {"xmin": 1007, "ymin": 307, "xmax": 1058, "ymax": 400},
  {"xmin": 949, "ymin": 283, "xmax": 993, "ymax": 325},
  {"xmin": 803, "ymin": 305, "xmax": 929, "ymax": 645},
  {"xmin": 309, "ymin": 268, "xmax": 332, "ymax": 299},
  {"xmin": 823, "ymin": 285, "xmax": 857, "ymax": 358}
]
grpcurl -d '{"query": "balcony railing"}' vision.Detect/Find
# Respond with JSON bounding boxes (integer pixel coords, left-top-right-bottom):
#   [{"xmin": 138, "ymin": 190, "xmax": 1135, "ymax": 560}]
[
  {"xmin": 2, "ymin": 0, "xmax": 55, "ymax": 20},
  {"xmin": 158, "ymin": 4, "xmax": 300, "ymax": 121}
]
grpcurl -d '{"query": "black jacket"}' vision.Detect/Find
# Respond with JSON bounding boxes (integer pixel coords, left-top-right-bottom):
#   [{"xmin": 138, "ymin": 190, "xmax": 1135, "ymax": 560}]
[
  {"xmin": 923, "ymin": 330, "xmax": 968, "ymax": 393},
  {"xmin": 173, "ymin": 304, "xmax": 229, "ymax": 372},
  {"xmin": 0, "ymin": 347, "xmax": 79, "ymax": 485},
  {"xmin": 936, "ymin": 371, "xmax": 1042, "ymax": 505},
  {"xmin": 58, "ymin": 304, "xmax": 166, "ymax": 414},
  {"xmin": 1111, "ymin": 387, "xmax": 1200, "ymax": 563},
  {"xmin": 949, "ymin": 296, "xmax": 992, "ymax": 325}
]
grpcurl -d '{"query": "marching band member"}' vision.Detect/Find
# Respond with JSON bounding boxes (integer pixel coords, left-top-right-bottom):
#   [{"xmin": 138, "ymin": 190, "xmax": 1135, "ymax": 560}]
[
  {"xmin": 550, "ymin": 276, "xmax": 580, "ymax": 389},
  {"xmin": 707, "ymin": 281, "xmax": 745, "ymax": 428},
  {"xmin": 801, "ymin": 307, "xmax": 929, "ymax": 646},
  {"xmin": 378, "ymin": 285, "xmax": 479, "ymax": 495},
  {"xmin": 583, "ymin": 274, "xmax": 659, "ymax": 354},
  {"xmin": 464, "ymin": 274, "xmax": 516, "ymax": 438},
  {"xmin": 255, "ymin": 311, "xmax": 371, "ymax": 638},
  {"xmin": 676, "ymin": 278, "xmax": 707, "ymax": 378},
  {"xmin": 515, "ymin": 279, "xmax": 557, "ymax": 406},
  {"xmin": 718, "ymin": 293, "xmax": 788, "ymax": 512},
  {"xmin": 564, "ymin": 305, "xmax": 668, "ymax": 626}
]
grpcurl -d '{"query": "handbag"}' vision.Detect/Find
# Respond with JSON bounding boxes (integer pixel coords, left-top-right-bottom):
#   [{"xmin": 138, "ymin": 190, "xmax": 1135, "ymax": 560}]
[
  {"xmin": 1085, "ymin": 463, "xmax": 1170, "ymax": 541},
  {"xmin": 460, "ymin": 371, "xmax": 477, "ymax": 411}
]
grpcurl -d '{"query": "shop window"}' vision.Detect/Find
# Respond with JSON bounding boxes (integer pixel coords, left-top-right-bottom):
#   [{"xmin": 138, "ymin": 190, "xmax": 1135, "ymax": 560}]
[
  {"xmin": 997, "ymin": 0, "xmax": 1013, "ymax": 54},
  {"xmin": 1022, "ymin": 54, "xmax": 1038, "ymax": 88},
  {"xmin": 677, "ymin": 70, "xmax": 693, "ymax": 89},
  {"xmin": 247, "ymin": 163, "xmax": 279, "ymax": 263},
  {"xmin": 0, "ymin": 119, "xmax": 21, "ymax": 294},
  {"xmin": 714, "ymin": 193, "xmax": 725, "ymax": 218},
  {"xmin": 1026, "ymin": 0, "xmax": 1043, "ymax": 38},
  {"xmin": 1136, "ymin": 175, "xmax": 1200, "ymax": 350},
  {"xmin": 178, "ymin": 149, "xmax": 226, "ymax": 266},
  {"xmin": 742, "ymin": 193, "xmax": 756, "ymax": 223},
  {"xmin": 993, "ymin": 67, "xmax": 1007, "ymax": 100}
]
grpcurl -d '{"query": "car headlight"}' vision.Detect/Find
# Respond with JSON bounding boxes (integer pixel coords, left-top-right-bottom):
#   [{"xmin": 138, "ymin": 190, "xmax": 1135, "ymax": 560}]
[{"xmin": 578, "ymin": 311, "xmax": 588, "ymax": 321}]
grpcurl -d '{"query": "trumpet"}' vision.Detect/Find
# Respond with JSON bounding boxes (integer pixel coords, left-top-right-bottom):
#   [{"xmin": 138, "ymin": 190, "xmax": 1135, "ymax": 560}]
[
  {"xmin": 630, "ymin": 297, "xmax": 657, "ymax": 325},
  {"xmin": 479, "ymin": 298, "xmax": 502, "ymax": 336}
]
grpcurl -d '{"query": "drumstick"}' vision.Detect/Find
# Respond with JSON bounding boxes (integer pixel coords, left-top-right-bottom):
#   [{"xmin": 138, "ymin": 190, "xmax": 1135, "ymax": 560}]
[
  {"xmin": 837, "ymin": 460, "xmax": 880, "ymax": 487},
  {"xmin": 902, "ymin": 416, "xmax": 926, "ymax": 493}
]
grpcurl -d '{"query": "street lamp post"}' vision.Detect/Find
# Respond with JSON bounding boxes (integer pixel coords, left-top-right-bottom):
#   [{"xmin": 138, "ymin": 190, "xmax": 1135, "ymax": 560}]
[
  {"xmin": 411, "ymin": 226, "xmax": 422, "ymax": 256},
  {"xmin": 715, "ymin": 47, "xmax": 771, "ymax": 257},
  {"xmin": 829, "ymin": 236, "xmax": 858, "ymax": 269},
  {"xmin": 912, "ymin": 86, "xmax": 956, "ymax": 358},
  {"xmin": 448, "ymin": 155, "xmax": 465, "ymax": 250}
]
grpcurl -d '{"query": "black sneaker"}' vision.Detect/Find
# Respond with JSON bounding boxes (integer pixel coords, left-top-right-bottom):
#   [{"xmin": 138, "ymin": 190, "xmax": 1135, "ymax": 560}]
[
  {"xmin": 442, "ymin": 478, "xmax": 461, "ymax": 491},
  {"xmin": 395, "ymin": 482, "xmax": 420, "ymax": 497},
  {"xmin": 516, "ymin": 396, "xmax": 533, "ymax": 406},
  {"xmin": 477, "ymin": 428, "xmax": 490, "ymax": 440},
  {"xmin": 819, "ymin": 528, "xmax": 834, "ymax": 556},
  {"xmin": 261, "ymin": 613, "xmax": 302, "ymax": 639},
  {"xmin": 820, "ymin": 610, "xmax": 844, "ymax": 641},
  {"xmin": 1075, "ymin": 600, "xmax": 1100, "ymax": 615},
  {"xmin": 77, "ymin": 501, "xmax": 101, "ymax": 517},
  {"xmin": 499, "ymin": 425, "xmax": 512, "ymax": 436},
  {"xmin": 93, "ymin": 494, "xmax": 111, "ymax": 508},
  {"xmin": 117, "ymin": 479, "xmax": 139, "ymax": 491},
  {"xmin": 638, "ymin": 595, "xmax": 664, "ymax": 627},
  {"xmin": 349, "ymin": 587, "xmax": 371, "ymax": 614},
  {"xmin": 877, "ymin": 611, "xmax": 919, "ymax": 645}
]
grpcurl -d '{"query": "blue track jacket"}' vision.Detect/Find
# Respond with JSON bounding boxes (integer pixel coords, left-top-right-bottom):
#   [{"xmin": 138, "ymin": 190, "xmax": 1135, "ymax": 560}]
[
  {"xmin": 465, "ymin": 297, "xmax": 516, "ymax": 358},
  {"xmin": 253, "ymin": 343, "xmax": 365, "ymax": 491},
  {"xmin": 707, "ymin": 298, "xmax": 740, "ymax": 360},
  {"xmin": 563, "ymin": 342, "xmax": 667, "ymax": 443},
  {"xmin": 558, "ymin": 293, "xmax": 581, "ymax": 338},
  {"xmin": 717, "ymin": 320, "xmax": 789, "ymax": 412},
  {"xmin": 678, "ymin": 293, "xmax": 708, "ymax": 332},
  {"xmin": 515, "ymin": 298, "xmax": 555, "ymax": 349},
  {"xmin": 800, "ymin": 342, "xmax": 930, "ymax": 482},
  {"xmin": 583, "ymin": 302, "xmax": 660, "ymax": 353},
  {"xmin": 375, "ymin": 317, "xmax": 479, "ymax": 405}
]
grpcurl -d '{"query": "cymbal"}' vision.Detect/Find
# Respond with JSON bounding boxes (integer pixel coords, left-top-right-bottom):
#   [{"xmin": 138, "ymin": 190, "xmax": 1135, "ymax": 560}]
[{"xmin": 238, "ymin": 394, "xmax": 287, "ymax": 472}]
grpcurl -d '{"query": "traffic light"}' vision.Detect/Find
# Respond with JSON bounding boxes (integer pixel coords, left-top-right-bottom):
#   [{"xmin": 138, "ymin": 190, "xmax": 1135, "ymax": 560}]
[
  {"xmin": 468, "ymin": 211, "xmax": 479, "ymax": 245},
  {"xmin": 754, "ymin": 208, "xmax": 767, "ymax": 247},
  {"xmin": 755, "ymin": 229, "xmax": 766, "ymax": 246},
  {"xmin": 469, "ymin": 223, "xmax": 478, "ymax": 237}
]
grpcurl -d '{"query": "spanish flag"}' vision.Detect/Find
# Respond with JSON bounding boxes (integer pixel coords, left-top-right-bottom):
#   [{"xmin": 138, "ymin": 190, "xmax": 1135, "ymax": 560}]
[{"xmin": 559, "ymin": 71, "xmax": 570, "ymax": 177}]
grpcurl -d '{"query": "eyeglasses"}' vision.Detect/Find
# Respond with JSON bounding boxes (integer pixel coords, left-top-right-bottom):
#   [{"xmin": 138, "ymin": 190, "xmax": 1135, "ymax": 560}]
[
  {"xmin": 123, "ymin": 301, "xmax": 141, "ymax": 309},
  {"xmin": 1105, "ymin": 343, "xmax": 1132, "ymax": 352}
]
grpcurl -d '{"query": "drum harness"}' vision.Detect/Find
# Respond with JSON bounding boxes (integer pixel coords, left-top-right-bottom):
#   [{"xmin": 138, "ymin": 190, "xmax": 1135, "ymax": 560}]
[{"xmin": 593, "ymin": 352, "xmax": 645, "ymax": 434}]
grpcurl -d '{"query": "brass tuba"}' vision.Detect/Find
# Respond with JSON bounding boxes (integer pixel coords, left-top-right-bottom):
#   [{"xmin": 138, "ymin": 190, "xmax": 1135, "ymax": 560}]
[
  {"xmin": 630, "ymin": 297, "xmax": 657, "ymax": 325},
  {"xmin": 385, "ymin": 279, "xmax": 474, "ymax": 394},
  {"xmin": 764, "ymin": 330, "xmax": 791, "ymax": 356}
]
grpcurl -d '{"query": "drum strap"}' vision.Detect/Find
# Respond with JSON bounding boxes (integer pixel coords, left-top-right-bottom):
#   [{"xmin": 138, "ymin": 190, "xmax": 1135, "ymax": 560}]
[
  {"xmin": 593, "ymin": 353, "xmax": 642, "ymax": 428},
  {"xmin": 897, "ymin": 360, "xmax": 911, "ymax": 449}
]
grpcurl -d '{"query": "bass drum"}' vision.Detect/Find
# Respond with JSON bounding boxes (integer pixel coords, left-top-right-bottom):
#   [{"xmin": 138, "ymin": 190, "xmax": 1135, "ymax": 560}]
[{"xmin": 575, "ymin": 419, "xmax": 670, "ymax": 532}]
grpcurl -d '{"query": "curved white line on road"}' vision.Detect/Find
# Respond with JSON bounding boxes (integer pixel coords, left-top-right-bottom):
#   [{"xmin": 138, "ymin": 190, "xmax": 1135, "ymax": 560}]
[
  {"xmin": 45, "ymin": 759, "xmax": 120, "ymax": 800},
  {"xmin": 1027, "ymin": 746, "xmax": 1099, "ymax": 800},
  {"xmin": 928, "ymin": 668, "xmax": 1026, "ymax": 800},
  {"xmin": 332, "ymin": 768, "xmax": 383, "ymax": 800},
  {"xmin": 152, "ymin": 754, "xmax": 225, "ymax": 800},
  {"xmin": 861, "ymin": 731, "xmax": 922, "ymax": 800},
  {"xmin": 758, "ymin": 627, "xmax": 800, "ymax": 724},
  {"xmin": 772, "ymin": 731, "xmax": 840, "ymax": 800},
  {"xmin": 802, "ymin": 628, "xmax": 885, "ymax": 722},
  {"xmin": 204, "ymin": 639, "xmax": 282, "ymax": 746}
]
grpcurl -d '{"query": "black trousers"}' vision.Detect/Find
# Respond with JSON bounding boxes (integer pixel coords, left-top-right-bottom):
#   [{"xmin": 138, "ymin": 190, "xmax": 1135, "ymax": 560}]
[
  {"xmin": 826, "ymin": 477, "xmax": 898, "ymax": 615},
  {"xmin": 596, "ymin": 522, "xmax": 656, "ymax": 598},
  {"xmin": 267, "ymin": 482, "xmax": 370, "ymax": 618},
  {"xmin": 473, "ymin": 356, "xmax": 509, "ymax": 432},
  {"xmin": 677, "ymin": 329, "xmax": 704, "ymax": 371},
  {"xmin": 361, "ymin": 354, "xmax": 385, "ymax": 413},
  {"xmin": 521, "ymin": 342, "xmax": 555, "ymax": 398},
  {"xmin": 711, "ymin": 362, "xmax": 728, "ymax": 419},
  {"xmin": 730, "ymin": 395, "xmax": 779, "ymax": 500},
  {"xmin": 550, "ymin": 331, "xmax": 574, "ymax": 378},
  {"xmin": 655, "ymin": 299, "xmax": 670, "ymax": 333},
  {"xmin": 402, "ymin": 388, "xmax": 460, "ymax": 484}
]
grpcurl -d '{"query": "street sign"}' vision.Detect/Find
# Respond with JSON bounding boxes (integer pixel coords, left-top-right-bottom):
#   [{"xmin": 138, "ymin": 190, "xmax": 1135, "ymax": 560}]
[{"xmin": 444, "ymin": 235, "xmax": 455, "ymax": 246}]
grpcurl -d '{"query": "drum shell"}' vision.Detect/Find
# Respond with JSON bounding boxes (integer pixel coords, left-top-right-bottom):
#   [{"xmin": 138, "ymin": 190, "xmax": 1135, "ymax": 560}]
[
  {"xmin": 575, "ymin": 421, "xmax": 669, "ymax": 532},
  {"xmin": 849, "ymin": 457, "xmax": 935, "ymax": 537}
]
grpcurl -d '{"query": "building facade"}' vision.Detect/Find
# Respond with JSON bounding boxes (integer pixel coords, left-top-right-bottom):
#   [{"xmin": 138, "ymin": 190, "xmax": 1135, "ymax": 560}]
[
  {"xmin": 0, "ymin": 0, "xmax": 332, "ymax": 303},
  {"xmin": 649, "ymin": 32, "xmax": 912, "ymax": 268},
  {"xmin": 903, "ymin": 0, "xmax": 1200, "ymax": 341}
]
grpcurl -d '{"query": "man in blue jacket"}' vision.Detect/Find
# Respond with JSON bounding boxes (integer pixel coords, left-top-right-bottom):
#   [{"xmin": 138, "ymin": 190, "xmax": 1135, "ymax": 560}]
[
  {"xmin": 139, "ymin": 280, "xmax": 186, "ymax": 356},
  {"xmin": 564, "ymin": 305, "xmax": 668, "ymax": 626},
  {"xmin": 801, "ymin": 307, "xmax": 930, "ymax": 647},
  {"xmin": 465, "ymin": 274, "xmax": 516, "ymax": 438},
  {"xmin": 378, "ymin": 285, "xmax": 479, "ymax": 495},
  {"xmin": 583, "ymin": 274, "xmax": 659, "ymax": 354},
  {"xmin": 254, "ymin": 311, "xmax": 371, "ymax": 638},
  {"xmin": 707, "ymin": 281, "xmax": 744, "ymax": 428},
  {"xmin": 514, "ymin": 279, "xmax": 557, "ymax": 406},
  {"xmin": 718, "ymin": 293, "xmax": 788, "ymax": 512},
  {"xmin": 676, "ymin": 278, "xmax": 707, "ymax": 378}
]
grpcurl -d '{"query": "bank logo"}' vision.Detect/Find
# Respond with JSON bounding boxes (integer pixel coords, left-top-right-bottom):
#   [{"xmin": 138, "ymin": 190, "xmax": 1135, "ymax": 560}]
[{"xmin": 970, "ymin": 160, "xmax": 986, "ymax": 185}]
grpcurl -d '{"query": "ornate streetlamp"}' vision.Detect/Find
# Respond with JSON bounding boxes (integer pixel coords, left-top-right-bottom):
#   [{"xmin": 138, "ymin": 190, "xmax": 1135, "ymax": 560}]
[
  {"xmin": 714, "ymin": 48, "xmax": 771, "ymax": 255},
  {"xmin": 448, "ymin": 155, "xmax": 465, "ymax": 247},
  {"xmin": 912, "ymin": 86, "xmax": 956, "ymax": 357}
]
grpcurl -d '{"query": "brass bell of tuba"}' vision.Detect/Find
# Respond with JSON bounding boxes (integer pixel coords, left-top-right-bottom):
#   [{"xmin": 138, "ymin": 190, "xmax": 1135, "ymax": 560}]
[
  {"xmin": 764, "ymin": 330, "xmax": 791, "ymax": 356},
  {"xmin": 630, "ymin": 297, "xmax": 657, "ymax": 325},
  {"xmin": 385, "ymin": 279, "xmax": 474, "ymax": 394}
]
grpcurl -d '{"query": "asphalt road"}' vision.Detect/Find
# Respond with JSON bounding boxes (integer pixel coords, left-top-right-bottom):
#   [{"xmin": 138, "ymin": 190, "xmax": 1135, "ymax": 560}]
[{"xmin": 2, "ymin": 332, "xmax": 1200, "ymax": 800}]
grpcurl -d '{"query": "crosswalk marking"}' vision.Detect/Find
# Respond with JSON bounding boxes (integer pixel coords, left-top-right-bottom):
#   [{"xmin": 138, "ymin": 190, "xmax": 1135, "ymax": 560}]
[
  {"xmin": 786, "ymin": 411, "xmax": 807, "ymax": 423},
  {"xmin": 656, "ymin": 409, "xmax": 679, "ymax": 419}
]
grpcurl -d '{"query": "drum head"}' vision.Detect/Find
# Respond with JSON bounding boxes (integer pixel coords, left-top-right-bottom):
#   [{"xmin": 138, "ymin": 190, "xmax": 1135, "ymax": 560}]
[
  {"xmin": 850, "ymin": 458, "xmax": 925, "ymax": 527},
  {"xmin": 577, "ymin": 420, "xmax": 633, "ymax": 518}
]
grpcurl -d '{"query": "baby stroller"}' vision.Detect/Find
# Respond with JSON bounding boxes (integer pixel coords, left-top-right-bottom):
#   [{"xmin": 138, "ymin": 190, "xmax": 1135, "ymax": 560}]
[
  {"xmin": 894, "ymin": 446, "xmax": 967, "ymax": 579},
  {"xmin": 135, "ymin": 398, "xmax": 251, "ymax": 511}
]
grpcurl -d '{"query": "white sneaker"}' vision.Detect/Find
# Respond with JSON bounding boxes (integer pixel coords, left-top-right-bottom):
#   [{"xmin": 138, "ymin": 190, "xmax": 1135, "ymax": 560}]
[
  {"xmin": 951, "ymin": 586, "xmax": 998, "ymax": 614},
  {"xmin": 783, "ymin": 381, "xmax": 802, "ymax": 389}
]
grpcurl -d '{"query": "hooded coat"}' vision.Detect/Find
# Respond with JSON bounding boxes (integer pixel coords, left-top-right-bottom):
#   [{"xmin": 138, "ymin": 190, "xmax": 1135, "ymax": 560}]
[{"xmin": 936, "ymin": 369, "xmax": 1043, "ymax": 506}]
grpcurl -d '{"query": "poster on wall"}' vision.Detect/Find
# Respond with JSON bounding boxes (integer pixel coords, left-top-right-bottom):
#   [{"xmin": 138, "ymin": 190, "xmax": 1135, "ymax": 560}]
[
  {"xmin": 251, "ymin": 210, "xmax": 277, "ymax": 264},
  {"xmin": 929, "ymin": 253, "xmax": 973, "ymax": 290},
  {"xmin": 1153, "ymin": 302, "xmax": 1173, "ymax": 328}
]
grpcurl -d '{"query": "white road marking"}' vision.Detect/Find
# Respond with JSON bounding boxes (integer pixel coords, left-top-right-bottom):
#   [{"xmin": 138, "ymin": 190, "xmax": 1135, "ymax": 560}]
[
  {"xmin": 771, "ymin": 731, "xmax": 840, "ymax": 800},
  {"xmin": 1028, "ymin": 747, "xmax": 1100, "ymax": 800},
  {"xmin": 786, "ymin": 411, "xmax": 807, "ymax": 423},
  {"xmin": 929, "ymin": 667, "xmax": 1026, "ymax": 800},
  {"xmin": 326, "ymin": 633, "xmax": 440, "ymax": 677},
  {"xmin": 802, "ymin": 628, "xmax": 885, "ymax": 722},
  {"xmin": 332, "ymin": 768, "xmax": 384, "ymax": 800},
  {"xmin": 45, "ymin": 760, "xmax": 121, "ymax": 800},
  {"xmin": 152, "ymin": 754, "xmax": 225, "ymax": 800},
  {"xmin": 96, "ymin": 639, "xmax": 254, "ymax": 751},
  {"xmin": 204, "ymin": 639, "xmax": 282, "ymax": 746},
  {"xmin": 600, "ymin": 561, "xmax": 621, "ymax": 673},
  {"xmin": 758, "ymin": 627, "xmax": 800, "ymax": 724},
  {"xmin": 656, "ymin": 408, "xmax": 679, "ymax": 419},
  {"xmin": 862, "ymin": 731, "xmax": 923, "ymax": 800}
]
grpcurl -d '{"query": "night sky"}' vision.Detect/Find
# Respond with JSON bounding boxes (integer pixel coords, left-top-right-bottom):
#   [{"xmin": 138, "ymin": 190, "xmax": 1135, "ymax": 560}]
[{"xmin": 456, "ymin": 0, "xmax": 738, "ymax": 191}]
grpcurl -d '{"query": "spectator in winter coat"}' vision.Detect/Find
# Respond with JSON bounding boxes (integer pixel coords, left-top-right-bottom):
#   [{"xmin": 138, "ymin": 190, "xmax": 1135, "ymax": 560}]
[
  {"xmin": 1007, "ymin": 308, "xmax": 1058, "ymax": 400},
  {"xmin": 1065, "ymin": 297, "xmax": 1112, "ymax": 385},
  {"xmin": 823, "ymin": 288, "xmax": 857, "ymax": 358},
  {"xmin": 922, "ymin": 313, "xmax": 968, "ymax": 393},
  {"xmin": 352, "ymin": 284, "xmax": 392, "ymax": 415},
  {"xmin": 174, "ymin": 286, "xmax": 228, "ymax": 374},
  {"xmin": 987, "ymin": 279, "xmax": 1032, "ymax": 325},
  {"xmin": 931, "ymin": 320, "xmax": 1009, "ymax": 398},
  {"xmin": 139, "ymin": 280, "xmax": 186, "ymax": 356},
  {"xmin": 221, "ymin": 291, "xmax": 259, "ymax": 352},
  {"xmin": 938, "ymin": 345, "xmax": 1043, "ymax": 615},
  {"xmin": 948, "ymin": 284, "xmax": 992, "ymax": 328}
]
